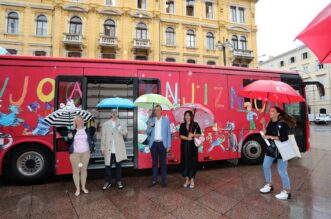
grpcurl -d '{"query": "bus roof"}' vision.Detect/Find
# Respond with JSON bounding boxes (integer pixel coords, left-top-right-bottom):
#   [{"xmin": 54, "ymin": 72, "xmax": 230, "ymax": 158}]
[{"xmin": 0, "ymin": 55, "xmax": 298, "ymax": 75}]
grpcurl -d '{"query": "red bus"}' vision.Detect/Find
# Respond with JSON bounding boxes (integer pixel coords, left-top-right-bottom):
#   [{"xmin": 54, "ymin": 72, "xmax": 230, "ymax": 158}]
[{"xmin": 0, "ymin": 56, "xmax": 324, "ymax": 183}]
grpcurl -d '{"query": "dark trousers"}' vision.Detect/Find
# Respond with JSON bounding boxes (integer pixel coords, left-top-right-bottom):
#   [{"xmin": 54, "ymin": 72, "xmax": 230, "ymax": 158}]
[
  {"xmin": 151, "ymin": 141, "xmax": 167, "ymax": 183},
  {"xmin": 105, "ymin": 154, "xmax": 122, "ymax": 183}
]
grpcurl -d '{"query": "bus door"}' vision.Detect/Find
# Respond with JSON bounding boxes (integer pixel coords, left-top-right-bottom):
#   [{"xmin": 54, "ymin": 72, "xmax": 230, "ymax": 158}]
[
  {"xmin": 86, "ymin": 76, "xmax": 137, "ymax": 169},
  {"xmin": 137, "ymin": 70, "xmax": 180, "ymax": 168},
  {"xmin": 54, "ymin": 76, "xmax": 87, "ymax": 175}
]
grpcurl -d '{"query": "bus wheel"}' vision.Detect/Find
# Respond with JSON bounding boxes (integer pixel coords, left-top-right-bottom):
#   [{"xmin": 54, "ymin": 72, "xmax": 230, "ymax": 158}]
[
  {"xmin": 241, "ymin": 137, "xmax": 266, "ymax": 164},
  {"xmin": 8, "ymin": 144, "xmax": 52, "ymax": 183}
]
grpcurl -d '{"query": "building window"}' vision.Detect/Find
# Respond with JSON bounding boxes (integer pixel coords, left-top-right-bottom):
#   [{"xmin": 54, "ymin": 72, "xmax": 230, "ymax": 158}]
[
  {"xmin": 206, "ymin": 32, "xmax": 214, "ymax": 49},
  {"xmin": 136, "ymin": 22, "xmax": 147, "ymax": 39},
  {"xmin": 301, "ymin": 52, "xmax": 308, "ymax": 60},
  {"xmin": 34, "ymin": 51, "xmax": 47, "ymax": 56},
  {"xmin": 135, "ymin": 55, "xmax": 148, "ymax": 60},
  {"xmin": 290, "ymin": 56, "xmax": 295, "ymax": 64},
  {"xmin": 6, "ymin": 49, "xmax": 17, "ymax": 55},
  {"xmin": 238, "ymin": 7, "xmax": 245, "ymax": 23},
  {"xmin": 186, "ymin": 29, "xmax": 195, "ymax": 48},
  {"xmin": 7, "ymin": 12, "xmax": 19, "ymax": 34},
  {"xmin": 186, "ymin": 0, "xmax": 195, "ymax": 16},
  {"xmin": 105, "ymin": 0, "xmax": 115, "ymax": 6},
  {"xmin": 230, "ymin": 6, "xmax": 245, "ymax": 24},
  {"xmin": 302, "ymin": 65, "xmax": 309, "ymax": 73},
  {"xmin": 102, "ymin": 53, "xmax": 116, "ymax": 59},
  {"xmin": 68, "ymin": 51, "xmax": 81, "ymax": 57},
  {"xmin": 36, "ymin": 15, "xmax": 48, "ymax": 36},
  {"xmin": 165, "ymin": 27, "xmax": 175, "ymax": 45},
  {"xmin": 104, "ymin": 19, "xmax": 116, "ymax": 37},
  {"xmin": 69, "ymin": 16, "xmax": 82, "ymax": 34},
  {"xmin": 280, "ymin": 60, "xmax": 284, "ymax": 67},
  {"xmin": 137, "ymin": 0, "xmax": 146, "ymax": 9},
  {"xmin": 231, "ymin": 35, "xmax": 238, "ymax": 50},
  {"xmin": 165, "ymin": 0, "xmax": 174, "ymax": 14},
  {"xmin": 239, "ymin": 36, "xmax": 247, "ymax": 50},
  {"xmin": 165, "ymin": 57, "xmax": 176, "ymax": 62},
  {"xmin": 207, "ymin": 60, "xmax": 216, "ymax": 65},
  {"xmin": 187, "ymin": 59, "xmax": 196, "ymax": 64},
  {"xmin": 206, "ymin": 2, "xmax": 213, "ymax": 19}
]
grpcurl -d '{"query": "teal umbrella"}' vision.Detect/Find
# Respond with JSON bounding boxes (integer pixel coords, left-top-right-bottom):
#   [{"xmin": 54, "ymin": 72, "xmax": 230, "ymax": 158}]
[{"xmin": 96, "ymin": 97, "xmax": 136, "ymax": 109}]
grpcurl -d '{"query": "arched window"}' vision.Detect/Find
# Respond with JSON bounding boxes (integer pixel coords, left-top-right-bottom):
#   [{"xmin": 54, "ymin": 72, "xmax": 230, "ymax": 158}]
[
  {"xmin": 36, "ymin": 15, "xmax": 47, "ymax": 36},
  {"xmin": 187, "ymin": 59, "xmax": 196, "ymax": 64},
  {"xmin": 240, "ymin": 36, "xmax": 247, "ymax": 50},
  {"xmin": 206, "ymin": 32, "xmax": 214, "ymax": 49},
  {"xmin": 7, "ymin": 12, "xmax": 19, "ymax": 34},
  {"xmin": 166, "ymin": 57, "xmax": 176, "ymax": 62},
  {"xmin": 104, "ymin": 19, "xmax": 116, "ymax": 37},
  {"xmin": 207, "ymin": 60, "xmax": 216, "ymax": 65},
  {"xmin": 186, "ymin": 29, "xmax": 195, "ymax": 48},
  {"xmin": 166, "ymin": 27, "xmax": 175, "ymax": 45},
  {"xmin": 231, "ymin": 35, "xmax": 238, "ymax": 50},
  {"xmin": 136, "ymin": 22, "xmax": 147, "ymax": 39},
  {"xmin": 69, "ymin": 16, "xmax": 82, "ymax": 34}
]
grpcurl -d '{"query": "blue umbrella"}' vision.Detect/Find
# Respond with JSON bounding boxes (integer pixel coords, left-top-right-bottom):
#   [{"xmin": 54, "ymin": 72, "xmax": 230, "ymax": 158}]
[
  {"xmin": 96, "ymin": 97, "xmax": 136, "ymax": 109},
  {"xmin": 0, "ymin": 47, "xmax": 9, "ymax": 55}
]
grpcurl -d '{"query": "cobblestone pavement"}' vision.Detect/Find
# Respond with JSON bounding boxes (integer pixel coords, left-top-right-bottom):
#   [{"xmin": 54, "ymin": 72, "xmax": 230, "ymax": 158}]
[{"xmin": 0, "ymin": 124, "xmax": 331, "ymax": 219}]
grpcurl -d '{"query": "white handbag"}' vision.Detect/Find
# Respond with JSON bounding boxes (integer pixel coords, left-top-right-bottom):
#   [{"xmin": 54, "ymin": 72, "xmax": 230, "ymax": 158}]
[{"xmin": 274, "ymin": 134, "xmax": 301, "ymax": 161}]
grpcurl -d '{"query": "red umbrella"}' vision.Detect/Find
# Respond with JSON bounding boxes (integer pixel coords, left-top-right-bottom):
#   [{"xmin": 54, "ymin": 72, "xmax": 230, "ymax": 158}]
[
  {"xmin": 296, "ymin": 3, "xmax": 331, "ymax": 63},
  {"xmin": 239, "ymin": 80, "xmax": 305, "ymax": 103}
]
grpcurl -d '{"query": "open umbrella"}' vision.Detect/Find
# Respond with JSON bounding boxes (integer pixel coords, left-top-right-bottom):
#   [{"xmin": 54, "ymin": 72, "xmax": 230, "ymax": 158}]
[
  {"xmin": 44, "ymin": 109, "xmax": 94, "ymax": 127},
  {"xmin": 172, "ymin": 103, "xmax": 214, "ymax": 129},
  {"xmin": 296, "ymin": 3, "xmax": 331, "ymax": 63},
  {"xmin": 0, "ymin": 47, "xmax": 8, "ymax": 55},
  {"xmin": 96, "ymin": 97, "xmax": 136, "ymax": 109},
  {"xmin": 239, "ymin": 80, "xmax": 305, "ymax": 103},
  {"xmin": 134, "ymin": 94, "xmax": 174, "ymax": 110}
]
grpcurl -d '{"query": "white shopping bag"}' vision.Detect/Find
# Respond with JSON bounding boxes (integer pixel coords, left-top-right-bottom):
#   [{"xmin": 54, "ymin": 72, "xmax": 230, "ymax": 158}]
[{"xmin": 274, "ymin": 134, "xmax": 301, "ymax": 161}]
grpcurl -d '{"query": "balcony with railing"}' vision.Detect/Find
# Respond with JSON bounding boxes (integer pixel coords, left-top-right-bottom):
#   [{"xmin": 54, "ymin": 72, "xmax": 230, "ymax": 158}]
[
  {"xmin": 63, "ymin": 33, "xmax": 83, "ymax": 49},
  {"xmin": 133, "ymin": 39, "xmax": 151, "ymax": 49},
  {"xmin": 232, "ymin": 49, "xmax": 254, "ymax": 63},
  {"xmin": 99, "ymin": 35, "xmax": 118, "ymax": 47}
]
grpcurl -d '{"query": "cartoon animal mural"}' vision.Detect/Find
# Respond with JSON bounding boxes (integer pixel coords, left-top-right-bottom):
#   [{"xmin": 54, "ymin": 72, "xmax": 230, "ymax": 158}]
[
  {"xmin": 137, "ymin": 108, "xmax": 150, "ymax": 154},
  {"xmin": 0, "ymin": 105, "xmax": 24, "ymax": 127},
  {"xmin": 224, "ymin": 122, "xmax": 239, "ymax": 152},
  {"xmin": 0, "ymin": 132, "xmax": 13, "ymax": 150},
  {"xmin": 238, "ymin": 102, "xmax": 258, "ymax": 131}
]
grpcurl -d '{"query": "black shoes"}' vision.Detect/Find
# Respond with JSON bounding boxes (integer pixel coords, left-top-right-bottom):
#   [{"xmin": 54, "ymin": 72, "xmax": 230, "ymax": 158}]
[
  {"xmin": 103, "ymin": 181, "xmax": 124, "ymax": 190},
  {"xmin": 161, "ymin": 182, "xmax": 167, "ymax": 188},
  {"xmin": 149, "ymin": 181, "xmax": 157, "ymax": 188}
]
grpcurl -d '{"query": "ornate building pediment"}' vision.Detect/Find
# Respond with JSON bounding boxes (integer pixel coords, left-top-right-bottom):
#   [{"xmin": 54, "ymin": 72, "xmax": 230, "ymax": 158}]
[
  {"xmin": 63, "ymin": 4, "xmax": 88, "ymax": 13},
  {"xmin": 97, "ymin": 8, "xmax": 123, "ymax": 16},
  {"xmin": 130, "ymin": 11, "xmax": 153, "ymax": 19},
  {"xmin": 228, "ymin": 25, "xmax": 250, "ymax": 33}
]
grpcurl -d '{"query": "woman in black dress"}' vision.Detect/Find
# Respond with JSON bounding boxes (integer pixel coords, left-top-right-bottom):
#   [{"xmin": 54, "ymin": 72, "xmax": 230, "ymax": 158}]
[{"xmin": 180, "ymin": 110, "xmax": 201, "ymax": 189}]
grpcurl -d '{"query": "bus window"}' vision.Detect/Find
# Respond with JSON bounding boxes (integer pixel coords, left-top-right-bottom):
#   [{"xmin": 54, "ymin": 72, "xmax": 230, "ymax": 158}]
[{"xmin": 243, "ymin": 79, "xmax": 263, "ymax": 109}]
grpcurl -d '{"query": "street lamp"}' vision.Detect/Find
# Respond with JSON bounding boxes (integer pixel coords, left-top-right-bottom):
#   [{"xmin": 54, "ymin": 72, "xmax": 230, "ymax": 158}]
[{"xmin": 217, "ymin": 39, "xmax": 233, "ymax": 66}]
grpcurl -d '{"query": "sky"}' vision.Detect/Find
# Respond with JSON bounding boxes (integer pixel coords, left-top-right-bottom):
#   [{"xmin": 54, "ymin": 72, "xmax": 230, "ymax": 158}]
[{"xmin": 256, "ymin": 0, "xmax": 330, "ymax": 61}]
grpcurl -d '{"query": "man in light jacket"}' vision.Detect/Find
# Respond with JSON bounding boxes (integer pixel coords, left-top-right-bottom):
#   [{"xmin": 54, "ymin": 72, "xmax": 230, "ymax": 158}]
[
  {"xmin": 146, "ymin": 104, "xmax": 171, "ymax": 187},
  {"xmin": 101, "ymin": 109, "xmax": 127, "ymax": 189}
]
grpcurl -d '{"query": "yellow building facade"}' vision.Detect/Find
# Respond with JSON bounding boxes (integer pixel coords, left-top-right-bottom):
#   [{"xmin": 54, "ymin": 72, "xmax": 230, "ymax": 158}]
[{"xmin": 0, "ymin": 0, "xmax": 258, "ymax": 67}]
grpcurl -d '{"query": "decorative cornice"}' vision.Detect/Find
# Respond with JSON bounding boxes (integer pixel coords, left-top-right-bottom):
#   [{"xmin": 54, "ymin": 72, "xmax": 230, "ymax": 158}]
[
  {"xmin": 29, "ymin": 43, "xmax": 52, "ymax": 47},
  {"xmin": 182, "ymin": 21, "xmax": 200, "ymax": 26},
  {"xmin": 183, "ymin": 53, "xmax": 200, "ymax": 57},
  {"xmin": 203, "ymin": 55, "xmax": 219, "ymax": 58},
  {"xmin": 0, "ymin": 40, "xmax": 23, "ymax": 45},
  {"xmin": 130, "ymin": 10, "xmax": 153, "ymax": 19},
  {"xmin": 0, "ymin": 1, "xmax": 26, "ymax": 8},
  {"xmin": 97, "ymin": 8, "xmax": 123, "ymax": 16},
  {"xmin": 228, "ymin": 25, "xmax": 251, "ymax": 33},
  {"xmin": 201, "ymin": 24, "xmax": 218, "ymax": 29},
  {"xmin": 160, "ymin": 18, "xmax": 180, "ymax": 24},
  {"xmin": 30, "ymin": 4, "xmax": 54, "ymax": 10},
  {"xmin": 161, "ymin": 51, "xmax": 180, "ymax": 55},
  {"xmin": 63, "ymin": 4, "xmax": 88, "ymax": 13}
]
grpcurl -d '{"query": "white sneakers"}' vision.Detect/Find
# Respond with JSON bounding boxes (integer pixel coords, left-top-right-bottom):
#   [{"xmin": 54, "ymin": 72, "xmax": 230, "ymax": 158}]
[
  {"xmin": 275, "ymin": 190, "xmax": 291, "ymax": 200},
  {"xmin": 259, "ymin": 184, "xmax": 273, "ymax": 193},
  {"xmin": 259, "ymin": 185, "xmax": 291, "ymax": 200}
]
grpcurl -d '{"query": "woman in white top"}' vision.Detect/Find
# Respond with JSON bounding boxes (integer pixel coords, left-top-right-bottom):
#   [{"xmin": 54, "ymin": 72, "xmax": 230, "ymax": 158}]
[
  {"xmin": 101, "ymin": 109, "xmax": 128, "ymax": 190},
  {"xmin": 67, "ymin": 116, "xmax": 95, "ymax": 196}
]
